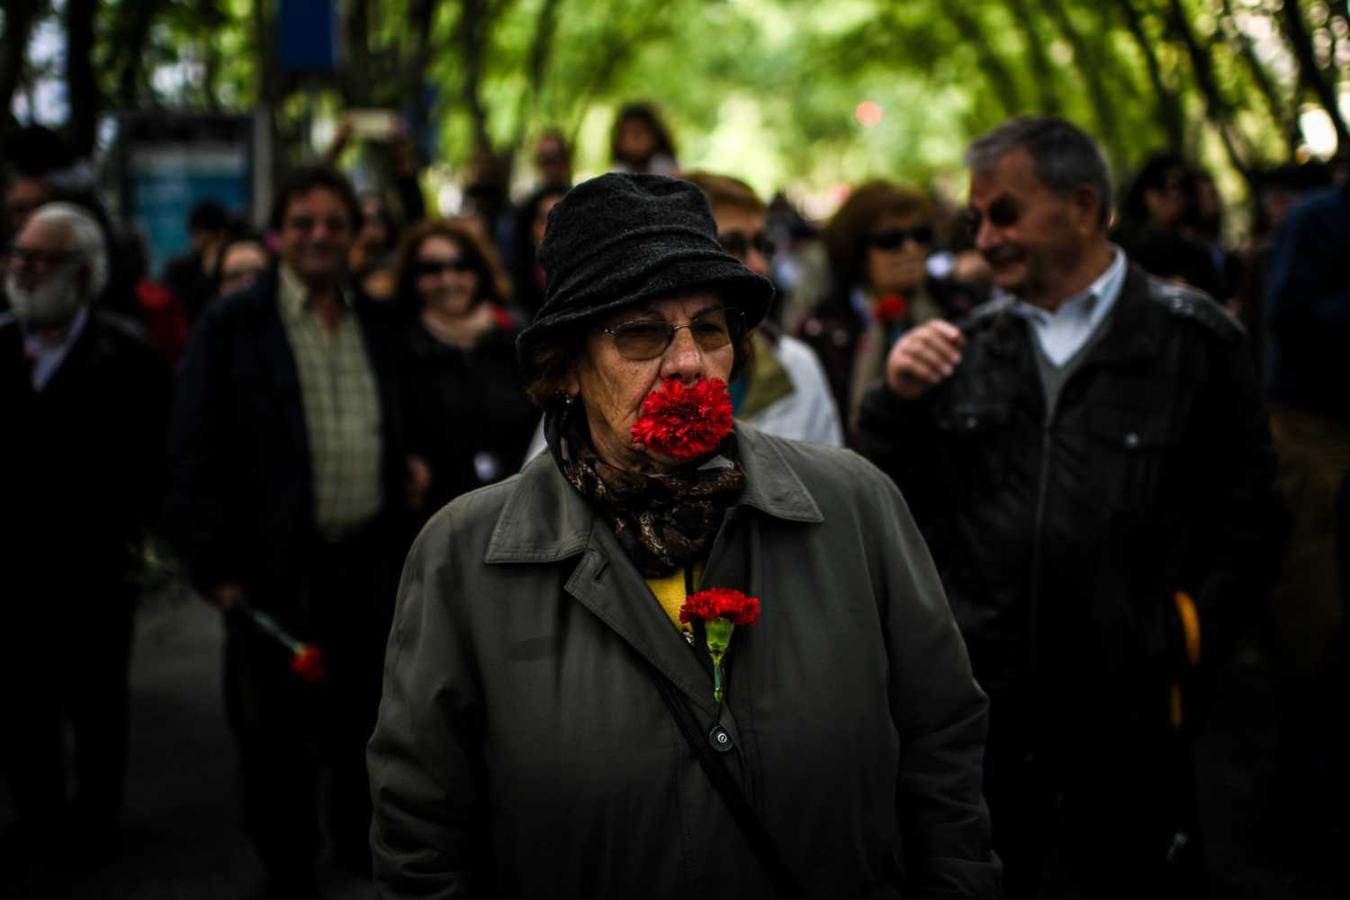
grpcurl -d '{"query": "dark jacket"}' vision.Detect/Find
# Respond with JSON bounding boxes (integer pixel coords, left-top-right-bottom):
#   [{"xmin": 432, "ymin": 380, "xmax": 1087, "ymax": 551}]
[
  {"xmin": 398, "ymin": 312, "xmax": 537, "ymax": 523},
  {"xmin": 164, "ymin": 268, "xmax": 407, "ymax": 606},
  {"xmin": 368, "ymin": 425, "xmax": 999, "ymax": 899},
  {"xmin": 1, "ymin": 310, "xmax": 171, "ymax": 584},
  {"xmin": 856, "ymin": 265, "xmax": 1282, "ymax": 717}
]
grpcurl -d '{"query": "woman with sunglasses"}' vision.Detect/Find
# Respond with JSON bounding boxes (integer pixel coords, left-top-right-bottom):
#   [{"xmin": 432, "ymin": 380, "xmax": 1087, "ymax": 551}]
[
  {"xmin": 390, "ymin": 218, "xmax": 536, "ymax": 525},
  {"xmin": 797, "ymin": 181, "xmax": 943, "ymax": 436},
  {"xmin": 368, "ymin": 174, "xmax": 998, "ymax": 899}
]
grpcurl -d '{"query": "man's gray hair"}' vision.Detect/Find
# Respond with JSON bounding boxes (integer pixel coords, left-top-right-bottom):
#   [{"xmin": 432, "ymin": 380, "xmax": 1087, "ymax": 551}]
[
  {"xmin": 965, "ymin": 117, "xmax": 1113, "ymax": 226},
  {"xmin": 28, "ymin": 201, "xmax": 109, "ymax": 298}
]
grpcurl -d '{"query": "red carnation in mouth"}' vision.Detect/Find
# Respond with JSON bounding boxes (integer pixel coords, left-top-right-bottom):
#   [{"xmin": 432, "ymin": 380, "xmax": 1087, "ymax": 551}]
[{"xmin": 630, "ymin": 378, "xmax": 735, "ymax": 461}]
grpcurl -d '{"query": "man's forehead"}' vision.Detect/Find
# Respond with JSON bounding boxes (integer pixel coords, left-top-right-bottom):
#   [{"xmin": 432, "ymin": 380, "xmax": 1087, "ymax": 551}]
[
  {"xmin": 16, "ymin": 215, "xmax": 72, "ymax": 249},
  {"xmin": 969, "ymin": 148, "xmax": 1043, "ymax": 201},
  {"xmin": 286, "ymin": 187, "xmax": 349, "ymax": 215},
  {"xmin": 712, "ymin": 204, "xmax": 765, "ymax": 233}
]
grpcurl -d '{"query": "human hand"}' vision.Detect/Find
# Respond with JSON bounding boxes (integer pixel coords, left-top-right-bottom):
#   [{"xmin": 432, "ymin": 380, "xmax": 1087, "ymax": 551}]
[
  {"xmin": 885, "ymin": 319, "xmax": 965, "ymax": 399},
  {"xmin": 407, "ymin": 454, "xmax": 432, "ymax": 508},
  {"xmin": 207, "ymin": 582, "xmax": 244, "ymax": 613}
]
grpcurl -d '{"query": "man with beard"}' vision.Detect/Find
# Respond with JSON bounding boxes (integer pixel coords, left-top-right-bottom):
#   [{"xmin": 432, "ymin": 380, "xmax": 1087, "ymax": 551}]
[
  {"xmin": 0, "ymin": 203, "xmax": 170, "ymax": 863},
  {"xmin": 166, "ymin": 165, "xmax": 406, "ymax": 898},
  {"xmin": 856, "ymin": 117, "xmax": 1282, "ymax": 898}
]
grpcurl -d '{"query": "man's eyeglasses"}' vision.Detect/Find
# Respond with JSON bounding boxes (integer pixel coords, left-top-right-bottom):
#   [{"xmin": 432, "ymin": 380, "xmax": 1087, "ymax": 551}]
[
  {"xmin": 599, "ymin": 306, "xmax": 746, "ymax": 361},
  {"xmin": 5, "ymin": 247, "xmax": 75, "ymax": 271},
  {"xmin": 284, "ymin": 214, "xmax": 350, "ymax": 234},
  {"xmin": 959, "ymin": 195, "xmax": 1022, "ymax": 236},
  {"xmin": 864, "ymin": 225, "xmax": 934, "ymax": 250},
  {"xmin": 719, "ymin": 230, "xmax": 775, "ymax": 262},
  {"xmin": 415, "ymin": 258, "xmax": 475, "ymax": 277}
]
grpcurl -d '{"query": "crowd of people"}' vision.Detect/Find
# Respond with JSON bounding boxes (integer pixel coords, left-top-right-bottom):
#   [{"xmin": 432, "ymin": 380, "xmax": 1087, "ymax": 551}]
[{"xmin": 1, "ymin": 100, "xmax": 1347, "ymax": 899}]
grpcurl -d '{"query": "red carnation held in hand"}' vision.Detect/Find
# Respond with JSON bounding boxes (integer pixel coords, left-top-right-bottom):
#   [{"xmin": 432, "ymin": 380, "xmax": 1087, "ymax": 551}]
[
  {"xmin": 290, "ymin": 644, "xmax": 328, "ymax": 684},
  {"xmin": 630, "ymin": 377, "xmax": 735, "ymax": 461}
]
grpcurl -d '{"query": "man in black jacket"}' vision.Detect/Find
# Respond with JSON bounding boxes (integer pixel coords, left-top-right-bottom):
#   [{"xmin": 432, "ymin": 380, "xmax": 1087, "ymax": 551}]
[
  {"xmin": 166, "ymin": 166, "xmax": 407, "ymax": 897},
  {"xmin": 857, "ymin": 118, "xmax": 1282, "ymax": 898},
  {"xmin": 1, "ymin": 202, "xmax": 170, "ymax": 861}
]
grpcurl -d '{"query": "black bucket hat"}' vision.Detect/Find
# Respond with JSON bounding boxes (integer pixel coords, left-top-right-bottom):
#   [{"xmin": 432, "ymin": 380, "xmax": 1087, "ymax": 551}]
[{"xmin": 517, "ymin": 173, "xmax": 774, "ymax": 379}]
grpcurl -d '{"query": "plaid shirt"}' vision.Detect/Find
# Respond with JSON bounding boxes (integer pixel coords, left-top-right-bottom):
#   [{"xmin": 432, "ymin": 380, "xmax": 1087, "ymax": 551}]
[{"xmin": 278, "ymin": 266, "xmax": 384, "ymax": 539}]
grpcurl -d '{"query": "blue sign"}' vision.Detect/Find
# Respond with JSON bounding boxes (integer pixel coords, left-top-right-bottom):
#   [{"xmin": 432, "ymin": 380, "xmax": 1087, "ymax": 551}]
[{"xmin": 278, "ymin": 0, "xmax": 339, "ymax": 73}]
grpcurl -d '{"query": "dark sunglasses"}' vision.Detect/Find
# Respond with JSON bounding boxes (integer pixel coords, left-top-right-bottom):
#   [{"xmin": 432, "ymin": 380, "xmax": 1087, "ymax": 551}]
[
  {"xmin": 415, "ymin": 258, "xmax": 475, "ymax": 277},
  {"xmin": 5, "ymin": 247, "xmax": 74, "ymax": 270},
  {"xmin": 719, "ymin": 230, "xmax": 776, "ymax": 262},
  {"xmin": 864, "ymin": 225, "xmax": 934, "ymax": 250},
  {"xmin": 599, "ymin": 306, "xmax": 746, "ymax": 361},
  {"xmin": 959, "ymin": 195, "xmax": 1022, "ymax": 236}
]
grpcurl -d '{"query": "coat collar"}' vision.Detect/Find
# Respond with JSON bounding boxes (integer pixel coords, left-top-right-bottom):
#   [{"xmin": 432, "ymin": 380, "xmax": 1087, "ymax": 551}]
[{"xmin": 484, "ymin": 422, "xmax": 822, "ymax": 565}]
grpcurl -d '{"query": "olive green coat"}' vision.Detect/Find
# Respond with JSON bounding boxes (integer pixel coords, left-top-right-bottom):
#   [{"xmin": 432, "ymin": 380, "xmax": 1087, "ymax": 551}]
[{"xmin": 368, "ymin": 424, "xmax": 998, "ymax": 899}]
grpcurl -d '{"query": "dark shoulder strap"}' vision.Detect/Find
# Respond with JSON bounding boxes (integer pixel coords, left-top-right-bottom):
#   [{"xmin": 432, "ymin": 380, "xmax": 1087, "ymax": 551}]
[{"xmin": 649, "ymin": 666, "xmax": 806, "ymax": 900}]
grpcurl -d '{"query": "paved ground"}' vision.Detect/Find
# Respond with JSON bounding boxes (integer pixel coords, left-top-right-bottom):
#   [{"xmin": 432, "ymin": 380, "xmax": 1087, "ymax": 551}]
[{"xmin": 1, "ymin": 588, "xmax": 1347, "ymax": 898}]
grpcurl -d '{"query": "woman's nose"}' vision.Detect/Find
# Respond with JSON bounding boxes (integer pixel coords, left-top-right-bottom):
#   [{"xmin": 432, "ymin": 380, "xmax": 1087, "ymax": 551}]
[{"xmin": 659, "ymin": 326, "xmax": 704, "ymax": 383}]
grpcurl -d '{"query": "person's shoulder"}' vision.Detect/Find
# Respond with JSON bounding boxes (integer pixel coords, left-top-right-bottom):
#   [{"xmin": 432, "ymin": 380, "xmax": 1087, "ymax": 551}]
[
  {"xmin": 413, "ymin": 470, "xmax": 525, "ymax": 552},
  {"xmin": 742, "ymin": 424, "xmax": 892, "ymax": 498},
  {"xmin": 1139, "ymin": 270, "xmax": 1244, "ymax": 345},
  {"xmin": 200, "ymin": 272, "xmax": 279, "ymax": 332}
]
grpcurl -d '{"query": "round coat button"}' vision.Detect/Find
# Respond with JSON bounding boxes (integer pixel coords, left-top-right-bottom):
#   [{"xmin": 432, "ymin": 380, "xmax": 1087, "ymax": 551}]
[
  {"xmin": 708, "ymin": 724, "xmax": 734, "ymax": 753},
  {"xmin": 1124, "ymin": 431, "xmax": 1141, "ymax": 449}
]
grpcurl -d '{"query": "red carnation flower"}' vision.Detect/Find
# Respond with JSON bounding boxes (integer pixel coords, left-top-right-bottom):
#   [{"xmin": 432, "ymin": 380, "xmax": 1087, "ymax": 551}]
[
  {"xmin": 874, "ymin": 293, "xmax": 908, "ymax": 324},
  {"xmin": 679, "ymin": 587, "xmax": 760, "ymax": 626},
  {"xmin": 290, "ymin": 644, "xmax": 328, "ymax": 684},
  {"xmin": 630, "ymin": 378, "xmax": 735, "ymax": 461}
]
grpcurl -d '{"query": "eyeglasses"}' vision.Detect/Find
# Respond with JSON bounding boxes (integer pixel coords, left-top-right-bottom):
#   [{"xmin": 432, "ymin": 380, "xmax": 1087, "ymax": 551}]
[
  {"xmin": 719, "ymin": 230, "xmax": 776, "ymax": 262},
  {"xmin": 5, "ymin": 247, "xmax": 75, "ymax": 271},
  {"xmin": 864, "ymin": 225, "xmax": 934, "ymax": 250},
  {"xmin": 599, "ymin": 306, "xmax": 746, "ymax": 361},
  {"xmin": 415, "ymin": 258, "xmax": 474, "ymax": 277},
  {"xmin": 960, "ymin": 195, "xmax": 1022, "ymax": 236},
  {"xmin": 284, "ymin": 214, "xmax": 350, "ymax": 234}
]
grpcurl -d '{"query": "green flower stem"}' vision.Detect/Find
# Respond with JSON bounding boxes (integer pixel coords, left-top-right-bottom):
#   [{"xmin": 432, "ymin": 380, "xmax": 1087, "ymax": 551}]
[{"xmin": 705, "ymin": 617, "xmax": 734, "ymax": 703}]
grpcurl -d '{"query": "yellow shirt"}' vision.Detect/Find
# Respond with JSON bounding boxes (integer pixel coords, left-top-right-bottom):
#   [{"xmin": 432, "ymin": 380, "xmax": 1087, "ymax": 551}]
[{"xmin": 646, "ymin": 565, "xmax": 703, "ymax": 639}]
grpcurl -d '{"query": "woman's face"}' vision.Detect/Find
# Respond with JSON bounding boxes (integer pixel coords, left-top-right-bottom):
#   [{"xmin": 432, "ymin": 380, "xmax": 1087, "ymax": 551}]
[
  {"xmin": 864, "ymin": 212, "xmax": 931, "ymax": 296},
  {"xmin": 568, "ymin": 292, "xmax": 736, "ymax": 472},
  {"xmin": 218, "ymin": 242, "xmax": 269, "ymax": 296},
  {"xmin": 415, "ymin": 234, "xmax": 480, "ymax": 316},
  {"xmin": 532, "ymin": 193, "xmax": 564, "ymax": 248},
  {"xmin": 617, "ymin": 117, "xmax": 658, "ymax": 165}
]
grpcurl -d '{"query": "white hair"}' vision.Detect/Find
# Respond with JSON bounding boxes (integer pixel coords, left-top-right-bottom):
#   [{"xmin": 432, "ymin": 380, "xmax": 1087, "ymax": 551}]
[{"xmin": 27, "ymin": 201, "xmax": 109, "ymax": 299}]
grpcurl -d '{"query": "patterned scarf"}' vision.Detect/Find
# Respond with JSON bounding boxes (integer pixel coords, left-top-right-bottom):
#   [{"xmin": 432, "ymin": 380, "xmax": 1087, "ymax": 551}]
[{"xmin": 545, "ymin": 402, "xmax": 746, "ymax": 578}]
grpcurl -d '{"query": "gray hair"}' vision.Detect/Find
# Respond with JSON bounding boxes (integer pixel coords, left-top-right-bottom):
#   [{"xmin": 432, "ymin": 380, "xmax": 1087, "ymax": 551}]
[
  {"xmin": 27, "ymin": 201, "xmax": 109, "ymax": 298},
  {"xmin": 965, "ymin": 117, "xmax": 1113, "ymax": 226}
]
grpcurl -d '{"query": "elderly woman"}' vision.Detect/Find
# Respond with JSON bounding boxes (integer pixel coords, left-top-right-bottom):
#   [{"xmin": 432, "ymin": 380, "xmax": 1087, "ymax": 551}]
[{"xmin": 368, "ymin": 174, "xmax": 997, "ymax": 898}]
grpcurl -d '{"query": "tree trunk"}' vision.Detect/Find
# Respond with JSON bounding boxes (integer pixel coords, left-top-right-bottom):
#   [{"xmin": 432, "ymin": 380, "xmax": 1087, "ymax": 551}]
[
  {"xmin": 1218, "ymin": 0, "xmax": 1301, "ymax": 158},
  {"xmin": 1281, "ymin": 0, "xmax": 1350, "ymax": 155},
  {"xmin": 1163, "ymin": 0, "xmax": 1255, "ymax": 184},
  {"xmin": 65, "ymin": 0, "xmax": 101, "ymax": 156},
  {"xmin": 1036, "ymin": 0, "xmax": 1122, "ymax": 158},
  {"xmin": 1110, "ymin": 0, "xmax": 1185, "ymax": 151},
  {"xmin": 511, "ymin": 0, "xmax": 564, "ymax": 146},
  {"xmin": 0, "ymin": 0, "xmax": 45, "ymax": 137},
  {"xmin": 113, "ymin": 0, "xmax": 165, "ymax": 108},
  {"xmin": 1005, "ymin": 0, "xmax": 1062, "ymax": 115},
  {"xmin": 945, "ymin": 7, "xmax": 1025, "ymax": 115},
  {"xmin": 456, "ymin": 0, "xmax": 493, "ymax": 151}
]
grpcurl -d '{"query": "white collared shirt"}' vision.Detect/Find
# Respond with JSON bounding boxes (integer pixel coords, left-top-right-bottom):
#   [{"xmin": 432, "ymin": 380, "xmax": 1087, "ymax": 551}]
[
  {"xmin": 17, "ymin": 306, "xmax": 90, "ymax": 391},
  {"xmin": 1005, "ymin": 247, "xmax": 1127, "ymax": 366}
]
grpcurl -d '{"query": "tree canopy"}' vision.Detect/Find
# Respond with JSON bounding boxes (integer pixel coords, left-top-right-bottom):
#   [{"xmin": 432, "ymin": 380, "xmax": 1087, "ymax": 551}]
[{"xmin": 2, "ymin": 0, "xmax": 1347, "ymax": 202}]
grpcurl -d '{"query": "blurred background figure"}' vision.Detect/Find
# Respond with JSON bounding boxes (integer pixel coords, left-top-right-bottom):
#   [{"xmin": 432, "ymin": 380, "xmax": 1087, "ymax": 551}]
[
  {"xmin": 532, "ymin": 128, "xmax": 574, "ymax": 188},
  {"xmin": 163, "ymin": 201, "xmax": 232, "ymax": 324},
  {"xmin": 350, "ymin": 192, "xmax": 402, "ymax": 301},
  {"xmin": 1, "ymin": 202, "xmax": 171, "ymax": 866},
  {"xmin": 610, "ymin": 101, "xmax": 679, "ymax": 175},
  {"xmin": 796, "ymin": 180, "xmax": 941, "ymax": 433},
  {"xmin": 1261, "ymin": 178, "xmax": 1350, "ymax": 857},
  {"xmin": 392, "ymin": 219, "xmax": 536, "ymax": 524},
  {"xmin": 508, "ymin": 182, "xmax": 569, "ymax": 318},
  {"xmin": 683, "ymin": 170, "xmax": 843, "ymax": 446},
  {"xmin": 1115, "ymin": 151, "xmax": 1221, "ymax": 298},
  {"xmin": 213, "ymin": 231, "xmax": 272, "ymax": 300}
]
